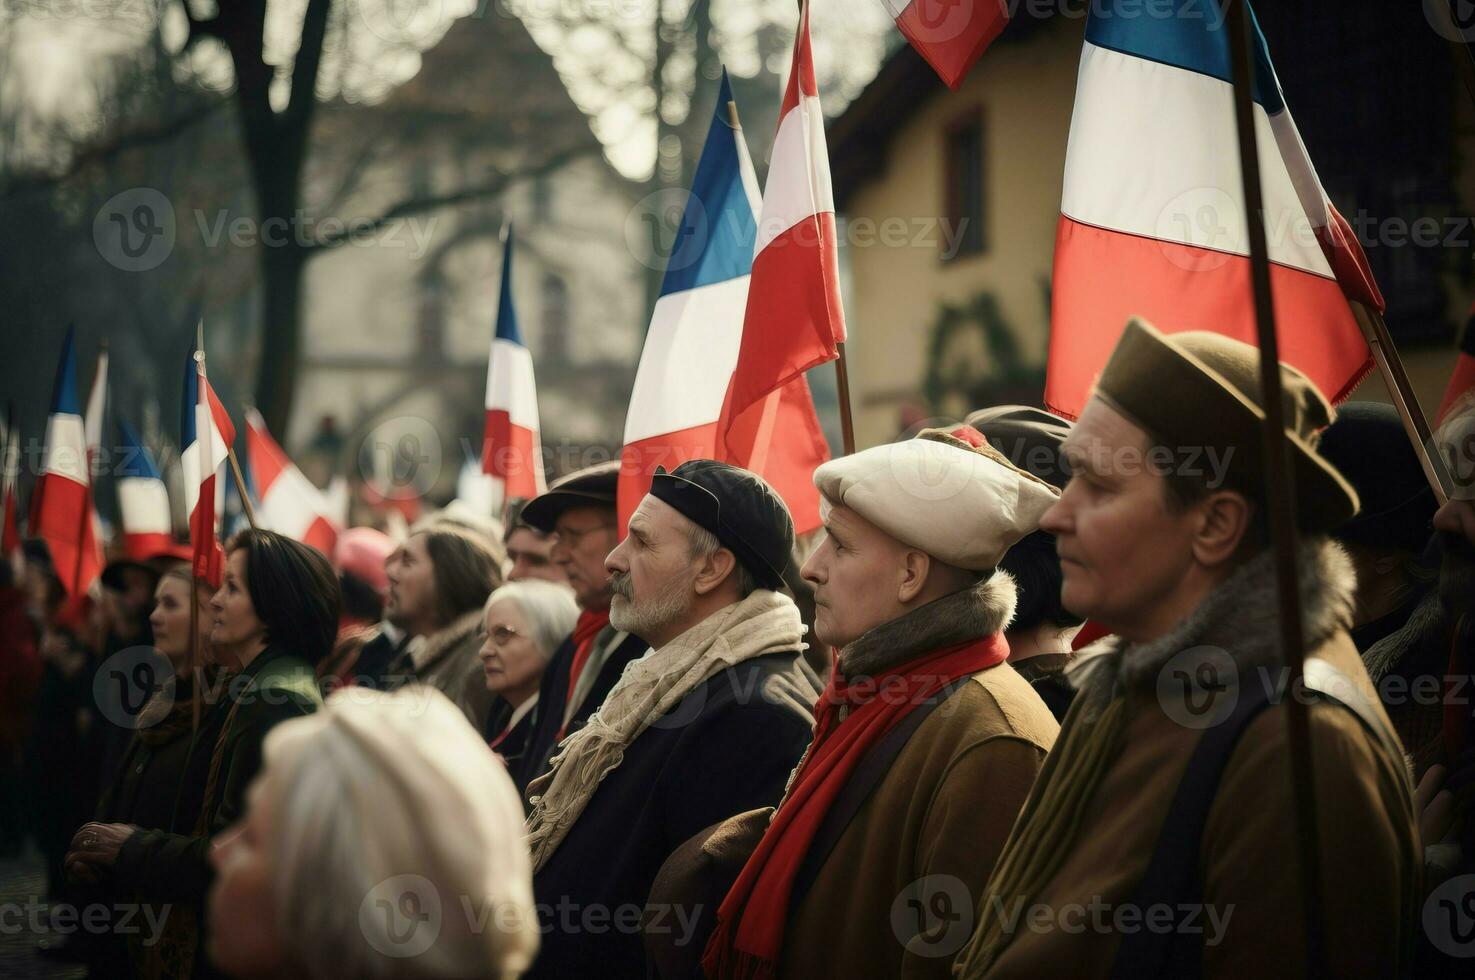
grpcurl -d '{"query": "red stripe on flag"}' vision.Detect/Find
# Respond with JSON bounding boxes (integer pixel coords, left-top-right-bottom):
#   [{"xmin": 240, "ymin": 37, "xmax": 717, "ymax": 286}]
[
  {"xmin": 303, "ymin": 517, "xmax": 338, "ymax": 559},
  {"xmin": 895, "ymin": 0, "xmax": 1009, "ymax": 91},
  {"xmin": 717, "ymin": 375, "xmax": 829, "ymax": 537},
  {"xmin": 482, "ymin": 410, "xmax": 542, "ymax": 500},
  {"xmin": 779, "ymin": 0, "xmax": 818, "ymax": 115},
  {"xmin": 1045, "ymin": 216, "xmax": 1373, "ymax": 419},
  {"xmin": 619, "ymin": 422, "xmax": 721, "ymax": 536},
  {"xmin": 724, "ymin": 215, "xmax": 845, "ymax": 425},
  {"xmin": 35, "ymin": 473, "xmax": 100, "ymax": 624},
  {"xmin": 192, "ymin": 474, "xmax": 224, "ymax": 589},
  {"xmin": 1313, "ymin": 203, "xmax": 1385, "ymax": 312},
  {"xmin": 124, "ymin": 531, "xmax": 183, "ymax": 562},
  {"xmin": 245, "ymin": 417, "xmax": 288, "ymax": 494}
]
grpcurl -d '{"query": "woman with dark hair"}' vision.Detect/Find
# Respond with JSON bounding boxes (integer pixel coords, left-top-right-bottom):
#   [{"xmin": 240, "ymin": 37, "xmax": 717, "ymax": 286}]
[{"xmin": 65, "ymin": 530, "xmax": 337, "ymax": 978}]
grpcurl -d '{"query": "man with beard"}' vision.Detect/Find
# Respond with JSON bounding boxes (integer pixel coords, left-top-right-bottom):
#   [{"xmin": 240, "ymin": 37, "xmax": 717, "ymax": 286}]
[
  {"xmin": 523, "ymin": 460, "xmax": 818, "ymax": 980},
  {"xmin": 506, "ymin": 462, "xmax": 650, "ymax": 795}
]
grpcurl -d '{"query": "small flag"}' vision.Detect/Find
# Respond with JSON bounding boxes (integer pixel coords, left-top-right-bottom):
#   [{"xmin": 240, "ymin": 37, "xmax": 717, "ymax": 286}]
[
  {"xmin": 182, "ymin": 351, "xmax": 236, "ymax": 588},
  {"xmin": 882, "ymin": 0, "xmax": 1009, "ymax": 90},
  {"xmin": 717, "ymin": 0, "xmax": 846, "ymax": 464},
  {"xmin": 116, "ymin": 418, "xmax": 180, "ymax": 561},
  {"xmin": 244, "ymin": 409, "xmax": 339, "ymax": 557},
  {"xmin": 622, "ymin": 70, "xmax": 830, "ymax": 535},
  {"xmin": 35, "ymin": 328, "xmax": 101, "ymax": 622},
  {"xmin": 481, "ymin": 227, "xmax": 547, "ymax": 502},
  {"xmin": 1044, "ymin": 0, "xmax": 1380, "ymax": 419}
]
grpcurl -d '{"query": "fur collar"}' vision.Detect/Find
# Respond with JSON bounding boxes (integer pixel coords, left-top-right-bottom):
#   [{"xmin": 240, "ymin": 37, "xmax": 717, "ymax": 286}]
[
  {"xmin": 838, "ymin": 572, "xmax": 1017, "ymax": 679},
  {"xmin": 416, "ymin": 609, "xmax": 484, "ymax": 674},
  {"xmin": 1069, "ymin": 537, "xmax": 1357, "ymax": 704}
]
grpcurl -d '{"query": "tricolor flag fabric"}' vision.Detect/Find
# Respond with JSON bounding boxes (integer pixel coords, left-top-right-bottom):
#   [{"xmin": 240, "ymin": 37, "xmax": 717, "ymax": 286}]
[
  {"xmin": 244, "ymin": 409, "xmax": 339, "ymax": 557},
  {"xmin": 481, "ymin": 228, "xmax": 547, "ymax": 502},
  {"xmin": 715, "ymin": 1, "xmax": 844, "ymax": 527},
  {"xmin": 116, "ymin": 418, "xmax": 179, "ymax": 561},
  {"xmin": 182, "ymin": 352, "xmax": 236, "ymax": 588},
  {"xmin": 34, "ymin": 329, "xmax": 101, "ymax": 622},
  {"xmin": 1435, "ymin": 301, "xmax": 1475, "ymax": 428},
  {"xmin": 882, "ymin": 0, "xmax": 1010, "ymax": 90},
  {"xmin": 621, "ymin": 71, "xmax": 831, "ymax": 535},
  {"xmin": 1044, "ymin": 0, "xmax": 1382, "ymax": 419}
]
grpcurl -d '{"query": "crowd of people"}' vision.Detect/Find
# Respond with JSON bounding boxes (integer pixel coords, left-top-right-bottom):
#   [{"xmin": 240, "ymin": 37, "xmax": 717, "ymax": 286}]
[{"xmin": 2, "ymin": 316, "xmax": 1473, "ymax": 979}]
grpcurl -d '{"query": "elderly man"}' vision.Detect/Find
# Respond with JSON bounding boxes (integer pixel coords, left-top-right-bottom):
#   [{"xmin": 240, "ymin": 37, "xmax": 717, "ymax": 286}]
[
  {"xmin": 507, "ymin": 461, "xmax": 650, "ymax": 796},
  {"xmin": 705, "ymin": 428, "xmax": 1061, "ymax": 980},
  {"xmin": 524, "ymin": 460, "xmax": 817, "ymax": 980},
  {"xmin": 953, "ymin": 319, "xmax": 1419, "ymax": 979}
]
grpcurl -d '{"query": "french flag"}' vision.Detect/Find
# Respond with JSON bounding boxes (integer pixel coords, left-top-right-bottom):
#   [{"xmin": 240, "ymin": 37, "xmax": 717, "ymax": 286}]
[
  {"xmin": 116, "ymin": 418, "xmax": 180, "ymax": 561},
  {"xmin": 1045, "ymin": 0, "xmax": 1381, "ymax": 419},
  {"xmin": 622, "ymin": 71, "xmax": 830, "ymax": 535},
  {"xmin": 882, "ymin": 0, "xmax": 1010, "ymax": 90},
  {"xmin": 716, "ymin": 1, "xmax": 843, "ymax": 523},
  {"xmin": 244, "ymin": 408, "xmax": 339, "ymax": 557},
  {"xmin": 481, "ymin": 227, "xmax": 547, "ymax": 502},
  {"xmin": 182, "ymin": 352, "xmax": 236, "ymax": 588},
  {"xmin": 34, "ymin": 328, "xmax": 101, "ymax": 622}
]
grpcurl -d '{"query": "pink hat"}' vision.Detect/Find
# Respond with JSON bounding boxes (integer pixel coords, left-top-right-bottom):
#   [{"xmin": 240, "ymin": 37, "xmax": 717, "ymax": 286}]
[{"xmin": 335, "ymin": 527, "xmax": 395, "ymax": 596}]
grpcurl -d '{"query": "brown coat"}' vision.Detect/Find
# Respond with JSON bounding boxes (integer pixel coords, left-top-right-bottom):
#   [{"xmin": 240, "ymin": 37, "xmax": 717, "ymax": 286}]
[
  {"xmin": 970, "ymin": 541, "xmax": 1420, "ymax": 980},
  {"xmin": 388, "ymin": 609, "xmax": 494, "ymax": 730},
  {"xmin": 779, "ymin": 575, "xmax": 1060, "ymax": 980}
]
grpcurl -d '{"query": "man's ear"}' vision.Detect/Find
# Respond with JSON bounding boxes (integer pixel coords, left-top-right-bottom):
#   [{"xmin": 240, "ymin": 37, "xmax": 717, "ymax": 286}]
[
  {"xmin": 1192, "ymin": 490, "xmax": 1253, "ymax": 568},
  {"xmin": 693, "ymin": 547, "xmax": 738, "ymax": 597},
  {"xmin": 897, "ymin": 550, "xmax": 931, "ymax": 604}
]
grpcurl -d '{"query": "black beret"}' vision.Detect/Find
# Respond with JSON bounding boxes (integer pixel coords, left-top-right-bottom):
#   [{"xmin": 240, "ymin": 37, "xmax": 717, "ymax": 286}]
[
  {"xmin": 965, "ymin": 405, "xmax": 1074, "ymax": 490},
  {"xmin": 1319, "ymin": 402, "xmax": 1435, "ymax": 553},
  {"xmin": 649, "ymin": 460, "xmax": 792, "ymax": 591},
  {"xmin": 519, "ymin": 460, "xmax": 620, "ymax": 533}
]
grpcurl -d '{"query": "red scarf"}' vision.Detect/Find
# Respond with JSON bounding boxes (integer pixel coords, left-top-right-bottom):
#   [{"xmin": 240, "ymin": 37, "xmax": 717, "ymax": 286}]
[
  {"xmin": 557, "ymin": 608, "xmax": 611, "ymax": 739},
  {"xmin": 703, "ymin": 633, "xmax": 1009, "ymax": 980}
]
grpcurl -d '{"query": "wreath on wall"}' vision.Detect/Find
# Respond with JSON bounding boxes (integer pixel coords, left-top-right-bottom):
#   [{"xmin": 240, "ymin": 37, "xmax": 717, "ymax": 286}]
[{"xmin": 922, "ymin": 291, "xmax": 1045, "ymax": 418}]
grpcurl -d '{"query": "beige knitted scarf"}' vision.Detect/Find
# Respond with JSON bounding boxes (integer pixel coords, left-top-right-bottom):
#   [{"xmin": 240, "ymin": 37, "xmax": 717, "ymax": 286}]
[{"xmin": 525, "ymin": 589, "xmax": 805, "ymax": 872}]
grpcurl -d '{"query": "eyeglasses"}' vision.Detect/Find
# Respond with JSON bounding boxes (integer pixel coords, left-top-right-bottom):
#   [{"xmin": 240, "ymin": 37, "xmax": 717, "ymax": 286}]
[
  {"xmin": 485, "ymin": 625, "xmax": 523, "ymax": 647},
  {"xmin": 548, "ymin": 522, "xmax": 614, "ymax": 549}
]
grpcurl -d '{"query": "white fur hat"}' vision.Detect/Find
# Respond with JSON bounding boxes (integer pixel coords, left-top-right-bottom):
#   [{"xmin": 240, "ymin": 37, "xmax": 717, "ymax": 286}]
[{"xmin": 813, "ymin": 427, "xmax": 1060, "ymax": 571}]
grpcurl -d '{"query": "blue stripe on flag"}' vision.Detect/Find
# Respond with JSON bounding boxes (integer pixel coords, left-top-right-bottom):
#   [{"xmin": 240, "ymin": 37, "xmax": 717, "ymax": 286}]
[
  {"xmin": 1086, "ymin": 0, "xmax": 1283, "ymax": 114},
  {"xmin": 659, "ymin": 70, "xmax": 758, "ymax": 296},
  {"xmin": 50, "ymin": 327, "xmax": 80, "ymax": 416},
  {"xmin": 117, "ymin": 418, "xmax": 163, "ymax": 479},
  {"xmin": 495, "ymin": 228, "xmax": 525, "ymax": 346}
]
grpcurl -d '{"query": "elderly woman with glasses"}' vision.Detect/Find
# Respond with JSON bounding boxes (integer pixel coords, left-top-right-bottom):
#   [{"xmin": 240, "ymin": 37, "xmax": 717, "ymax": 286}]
[{"xmin": 478, "ymin": 581, "xmax": 579, "ymax": 768}]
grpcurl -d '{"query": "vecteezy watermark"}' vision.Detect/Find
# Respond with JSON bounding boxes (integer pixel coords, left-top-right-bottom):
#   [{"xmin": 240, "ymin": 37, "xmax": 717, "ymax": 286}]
[
  {"xmin": 93, "ymin": 189, "xmax": 439, "ymax": 272},
  {"xmin": 358, "ymin": 415, "xmax": 443, "ymax": 502},
  {"xmin": 1431, "ymin": 401, "xmax": 1475, "ymax": 503},
  {"xmin": 0, "ymin": 899, "xmax": 172, "ymax": 945},
  {"xmin": 1423, "ymin": 874, "xmax": 1475, "ymax": 958},
  {"xmin": 94, "ymin": 188, "xmax": 176, "ymax": 273},
  {"xmin": 94, "ymin": 646, "xmax": 175, "ymax": 730},
  {"xmin": 1156, "ymin": 645, "xmax": 1240, "ymax": 729},
  {"xmin": 981, "ymin": 894, "xmax": 1235, "ymax": 945},
  {"xmin": 890, "ymin": 875, "xmax": 975, "ymax": 958},
  {"xmin": 361, "ymin": 875, "xmax": 443, "ymax": 958}
]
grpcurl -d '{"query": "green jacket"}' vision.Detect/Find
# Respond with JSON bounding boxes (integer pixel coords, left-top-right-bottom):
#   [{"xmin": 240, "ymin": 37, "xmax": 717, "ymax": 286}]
[{"xmin": 115, "ymin": 645, "xmax": 322, "ymax": 903}]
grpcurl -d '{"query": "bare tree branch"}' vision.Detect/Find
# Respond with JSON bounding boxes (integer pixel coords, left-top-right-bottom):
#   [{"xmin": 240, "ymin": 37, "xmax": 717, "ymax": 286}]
[{"xmin": 302, "ymin": 141, "xmax": 601, "ymax": 254}]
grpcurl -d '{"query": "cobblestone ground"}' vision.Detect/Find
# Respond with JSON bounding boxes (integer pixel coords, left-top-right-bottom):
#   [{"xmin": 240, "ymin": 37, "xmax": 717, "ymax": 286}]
[{"xmin": 0, "ymin": 847, "xmax": 88, "ymax": 980}]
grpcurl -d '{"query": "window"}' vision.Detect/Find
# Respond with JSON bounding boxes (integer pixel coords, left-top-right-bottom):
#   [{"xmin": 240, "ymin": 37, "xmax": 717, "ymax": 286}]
[{"xmin": 944, "ymin": 109, "xmax": 986, "ymax": 260}]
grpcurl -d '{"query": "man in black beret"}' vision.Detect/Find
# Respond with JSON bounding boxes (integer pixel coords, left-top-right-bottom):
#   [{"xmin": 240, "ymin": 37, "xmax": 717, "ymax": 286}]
[{"xmin": 523, "ymin": 460, "xmax": 818, "ymax": 980}]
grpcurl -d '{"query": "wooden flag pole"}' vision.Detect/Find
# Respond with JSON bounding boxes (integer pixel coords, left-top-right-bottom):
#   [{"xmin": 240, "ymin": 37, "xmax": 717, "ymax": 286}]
[
  {"xmin": 834, "ymin": 343, "xmax": 857, "ymax": 456},
  {"xmin": 1354, "ymin": 304, "xmax": 1453, "ymax": 505},
  {"xmin": 1225, "ymin": 1, "xmax": 1323, "ymax": 974}
]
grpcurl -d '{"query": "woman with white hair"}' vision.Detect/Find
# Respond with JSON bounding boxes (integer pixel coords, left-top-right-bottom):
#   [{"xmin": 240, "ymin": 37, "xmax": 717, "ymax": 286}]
[
  {"xmin": 478, "ymin": 580, "xmax": 578, "ymax": 771},
  {"xmin": 207, "ymin": 686, "xmax": 538, "ymax": 980}
]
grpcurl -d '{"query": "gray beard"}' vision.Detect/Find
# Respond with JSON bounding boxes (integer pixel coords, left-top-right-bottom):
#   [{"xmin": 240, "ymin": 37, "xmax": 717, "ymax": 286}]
[{"xmin": 609, "ymin": 572, "xmax": 692, "ymax": 644}]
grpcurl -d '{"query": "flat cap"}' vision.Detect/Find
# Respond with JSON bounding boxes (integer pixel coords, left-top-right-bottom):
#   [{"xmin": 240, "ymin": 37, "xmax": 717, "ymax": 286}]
[
  {"xmin": 649, "ymin": 460, "xmax": 793, "ymax": 591},
  {"xmin": 813, "ymin": 426, "xmax": 1059, "ymax": 571},
  {"xmin": 519, "ymin": 460, "xmax": 620, "ymax": 533}
]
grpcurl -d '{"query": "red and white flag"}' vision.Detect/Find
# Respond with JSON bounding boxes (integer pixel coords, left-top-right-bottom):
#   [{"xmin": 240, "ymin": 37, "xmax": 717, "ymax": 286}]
[
  {"xmin": 882, "ymin": 0, "xmax": 1010, "ymax": 90},
  {"xmin": 244, "ymin": 409, "xmax": 339, "ymax": 557},
  {"xmin": 715, "ymin": 1, "xmax": 844, "ymax": 522},
  {"xmin": 482, "ymin": 227, "xmax": 547, "ymax": 502},
  {"xmin": 182, "ymin": 352, "xmax": 236, "ymax": 588},
  {"xmin": 34, "ymin": 328, "xmax": 101, "ymax": 623}
]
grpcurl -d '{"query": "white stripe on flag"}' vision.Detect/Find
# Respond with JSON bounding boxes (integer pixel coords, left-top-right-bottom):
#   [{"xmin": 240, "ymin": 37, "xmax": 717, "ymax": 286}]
[
  {"xmin": 119, "ymin": 478, "xmax": 172, "ymax": 535},
  {"xmin": 623, "ymin": 276, "xmax": 751, "ymax": 445},
  {"xmin": 484, "ymin": 338, "xmax": 540, "ymax": 429},
  {"xmin": 42, "ymin": 415, "xmax": 88, "ymax": 484},
  {"xmin": 1060, "ymin": 42, "xmax": 1335, "ymax": 278},
  {"xmin": 753, "ymin": 95, "xmax": 835, "ymax": 256}
]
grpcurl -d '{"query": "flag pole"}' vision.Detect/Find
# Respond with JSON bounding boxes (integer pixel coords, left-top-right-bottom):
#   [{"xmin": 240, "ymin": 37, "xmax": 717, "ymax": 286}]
[
  {"xmin": 1225, "ymin": 1, "xmax": 1323, "ymax": 973},
  {"xmin": 1354, "ymin": 304, "xmax": 1452, "ymax": 504},
  {"xmin": 834, "ymin": 343, "xmax": 857, "ymax": 456},
  {"xmin": 196, "ymin": 326, "xmax": 258, "ymax": 530}
]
